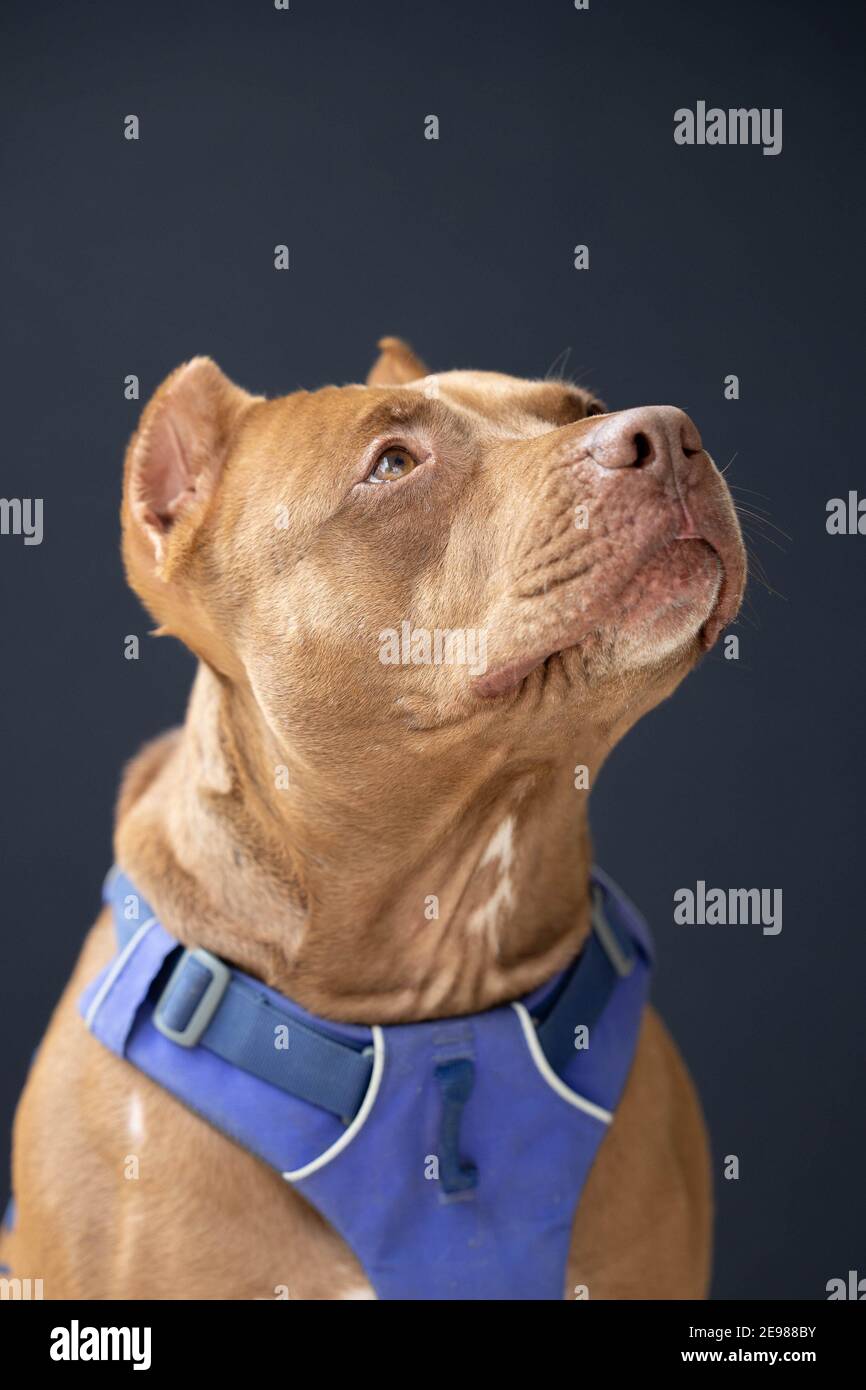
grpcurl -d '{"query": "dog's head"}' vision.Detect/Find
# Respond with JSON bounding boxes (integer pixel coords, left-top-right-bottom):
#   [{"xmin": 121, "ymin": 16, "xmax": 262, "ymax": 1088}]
[{"xmin": 122, "ymin": 340, "xmax": 745, "ymax": 776}]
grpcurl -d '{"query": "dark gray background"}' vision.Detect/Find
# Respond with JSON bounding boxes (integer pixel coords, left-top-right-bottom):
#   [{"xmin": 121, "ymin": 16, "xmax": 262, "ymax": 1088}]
[{"xmin": 2, "ymin": 0, "xmax": 863, "ymax": 1300}]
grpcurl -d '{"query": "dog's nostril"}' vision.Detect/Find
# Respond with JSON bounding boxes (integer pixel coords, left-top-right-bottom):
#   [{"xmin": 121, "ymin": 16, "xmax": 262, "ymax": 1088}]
[
  {"xmin": 632, "ymin": 432, "xmax": 654, "ymax": 467},
  {"xmin": 680, "ymin": 420, "xmax": 704, "ymax": 458}
]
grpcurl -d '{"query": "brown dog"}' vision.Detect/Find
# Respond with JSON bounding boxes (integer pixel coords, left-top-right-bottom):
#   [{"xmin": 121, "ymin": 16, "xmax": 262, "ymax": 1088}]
[{"xmin": 3, "ymin": 338, "xmax": 745, "ymax": 1298}]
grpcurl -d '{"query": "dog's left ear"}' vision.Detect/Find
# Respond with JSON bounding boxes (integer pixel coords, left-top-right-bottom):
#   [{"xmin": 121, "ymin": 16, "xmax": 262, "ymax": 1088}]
[{"xmin": 367, "ymin": 336, "xmax": 429, "ymax": 386}]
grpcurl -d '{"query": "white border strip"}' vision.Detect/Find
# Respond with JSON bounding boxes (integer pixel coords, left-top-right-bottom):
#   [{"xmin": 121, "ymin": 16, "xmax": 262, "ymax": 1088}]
[
  {"xmin": 84, "ymin": 918, "xmax": 157, "ymax": 1030},
  {"xmin": 591, "ymin": 898, "xmax": 634, "ymax": 978},
  {"xmin": 512, "ymin": 1003, "xmax": 612, "ymax": 1124},
  {"xmin": 282, "ymin": 1025, "xmax": 385, "ymax": 1182}
]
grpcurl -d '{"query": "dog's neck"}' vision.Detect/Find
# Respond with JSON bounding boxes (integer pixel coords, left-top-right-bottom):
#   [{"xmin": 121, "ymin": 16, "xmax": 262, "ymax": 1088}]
[{"xmin": 115, "ymin": 665, "xmax": 597, "ymax": 1023}]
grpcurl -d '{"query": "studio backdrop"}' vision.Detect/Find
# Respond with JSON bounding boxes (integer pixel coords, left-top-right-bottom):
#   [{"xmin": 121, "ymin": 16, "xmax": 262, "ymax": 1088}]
[{"xmin": 1, "ymin": 0, "xmax": 864, "ymax": 1300}]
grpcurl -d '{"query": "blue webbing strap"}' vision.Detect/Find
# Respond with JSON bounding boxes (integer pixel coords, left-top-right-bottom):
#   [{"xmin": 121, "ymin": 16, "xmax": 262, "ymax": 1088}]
[
  {"xmin": 177, "ymin": 969, "xmax": 373, "ymax": 1121},
  {"xmin": 535, "ymin": 887, "xmax": 637, "ymax": 1076}
]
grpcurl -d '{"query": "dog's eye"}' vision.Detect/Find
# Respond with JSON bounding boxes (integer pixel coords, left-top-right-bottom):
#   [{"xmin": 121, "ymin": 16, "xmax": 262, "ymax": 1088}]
[{"xmin": 369, "ymin": 448, "xmax": 419, "ymax": 483}]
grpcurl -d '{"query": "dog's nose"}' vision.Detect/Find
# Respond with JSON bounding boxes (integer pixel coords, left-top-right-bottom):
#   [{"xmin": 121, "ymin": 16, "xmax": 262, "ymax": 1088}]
[{"xmin": 585, "ymin": 406, "xmax": 703, "ymax": 472}]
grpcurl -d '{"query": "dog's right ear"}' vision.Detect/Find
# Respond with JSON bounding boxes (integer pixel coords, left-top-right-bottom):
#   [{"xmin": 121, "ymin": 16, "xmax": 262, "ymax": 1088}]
[
  {"xmin": 367, "ymin": 337, "xmax": 429, "ymax": 386},
  {"xmin": 123, "ymin": 358, "xmax": 256, "ymax": 586},
  {"xmin": 122, "ymin": 359, "xmax": 259, "ymax": 669}
]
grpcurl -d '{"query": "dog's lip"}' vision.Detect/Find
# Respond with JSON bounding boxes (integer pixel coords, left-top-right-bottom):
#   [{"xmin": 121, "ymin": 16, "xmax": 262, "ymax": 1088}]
[
  {"xmin": 473, "ymin": 528, "xmax": 742, "ymax": 699},
  {"xmin": 690, "ymin": 519, "xmax": 747, "ymax": 650},
  {"xmin": 473, "ymin": 645, "xmax": 582, "ymax": 698}
]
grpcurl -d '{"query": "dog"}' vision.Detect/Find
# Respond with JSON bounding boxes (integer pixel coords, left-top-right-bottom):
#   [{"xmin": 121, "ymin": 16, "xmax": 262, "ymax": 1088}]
[{"xmin": 2, "ymin": 338, "xmax": 745, "ymax": 1299}]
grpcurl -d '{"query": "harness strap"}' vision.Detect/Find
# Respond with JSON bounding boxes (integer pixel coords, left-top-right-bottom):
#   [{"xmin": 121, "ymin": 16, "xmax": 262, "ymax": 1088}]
[
  {"xmin": 535, "ymin": 890, "xmax": 636, "ymax": 1075},
  {"xmin": 102, "ymin": 868, "xmax": 640, "ymax": 1128},
  {"xmin": 157, "ymin": 952, "xmax": 374, "ymax": 1121}
]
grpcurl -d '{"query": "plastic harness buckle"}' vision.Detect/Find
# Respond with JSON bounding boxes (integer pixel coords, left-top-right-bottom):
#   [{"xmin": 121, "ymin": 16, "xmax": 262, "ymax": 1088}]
[{"xmin": 153, "ymin": 947, "xmax": 231, "ymax": 1047}]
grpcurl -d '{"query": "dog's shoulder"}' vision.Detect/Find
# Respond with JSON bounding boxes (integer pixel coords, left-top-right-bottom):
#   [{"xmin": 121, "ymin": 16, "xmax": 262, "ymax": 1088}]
[{"xmin": 566, "ymin": 1005, "xmax": 713, "ymax": 1298}]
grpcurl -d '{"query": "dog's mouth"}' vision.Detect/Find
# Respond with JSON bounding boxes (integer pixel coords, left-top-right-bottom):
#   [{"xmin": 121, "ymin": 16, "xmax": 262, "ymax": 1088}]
[
  {"xmin": 695, "ymin": 532, "xmax": 746, "ymax": 650},
  {"xmin": 474, "ymin": 517, "xmax": 745, "ymax": 700}
]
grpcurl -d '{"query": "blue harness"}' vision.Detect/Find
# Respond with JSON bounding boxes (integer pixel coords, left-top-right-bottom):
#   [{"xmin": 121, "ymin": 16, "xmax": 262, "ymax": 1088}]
[{"xmin": 80, "ymin": 867, "xmax": 652, "ymax": 1300}]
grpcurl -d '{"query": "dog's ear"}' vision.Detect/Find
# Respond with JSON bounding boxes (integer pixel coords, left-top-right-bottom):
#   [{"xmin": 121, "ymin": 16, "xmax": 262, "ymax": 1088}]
[
  {"xmin": 367, "ymin": 336, "xmax": 429, "ymax": 386},
  {"xmin": 123, "ymin": 357, "xmax": 256, "ymax": 584}
]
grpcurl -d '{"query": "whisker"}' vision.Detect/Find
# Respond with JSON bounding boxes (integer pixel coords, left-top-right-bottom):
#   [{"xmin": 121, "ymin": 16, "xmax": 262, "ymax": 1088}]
[
  {"xmin": 734, "ymin": 505, "xmax": 793, "ymax": 545},
  {"xmin": 731, "ymin": 500, "xmax": 781, "ymax": 526},
  {"xmin": 738, "ymin": 525, "xmax": 787, "ymax": 557},
  {"xmin": 544, "ymin": 347, "xmax": 572, "ymax": 381},
  {"xmin": 739, "ymin": 536, "xmax": 788, "ymax": 567},
  {"xmin": 728, "ymin": 483, "xmax": 775, "ymax": 503},
  {"xmin": 740, "ymin": 541, "xmax": 786, "ymax": 600},
  {"xmin": 734, "ymin": 596, "xmax": 762, "ymax": 633}
]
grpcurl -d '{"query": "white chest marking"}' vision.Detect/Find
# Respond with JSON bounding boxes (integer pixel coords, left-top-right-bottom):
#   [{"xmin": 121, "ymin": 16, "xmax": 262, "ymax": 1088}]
[
  {"xmin": 467, "ymin": 815, "xmax": 516, "ymax": 950},
  {"xmin": 127, "ymin": 1091, "xmax": 146, "ymax": 1144}
]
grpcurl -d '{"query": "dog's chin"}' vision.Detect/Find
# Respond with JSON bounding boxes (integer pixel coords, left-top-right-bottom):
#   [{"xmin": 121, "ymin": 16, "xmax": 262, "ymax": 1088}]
[
  {"xmin": 474, "ymin": 539, "xmax": 725, "ymax": 698},
  {"xmin": 587, "ymin": 539, "xmax": 723, "ymax": 671}
]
